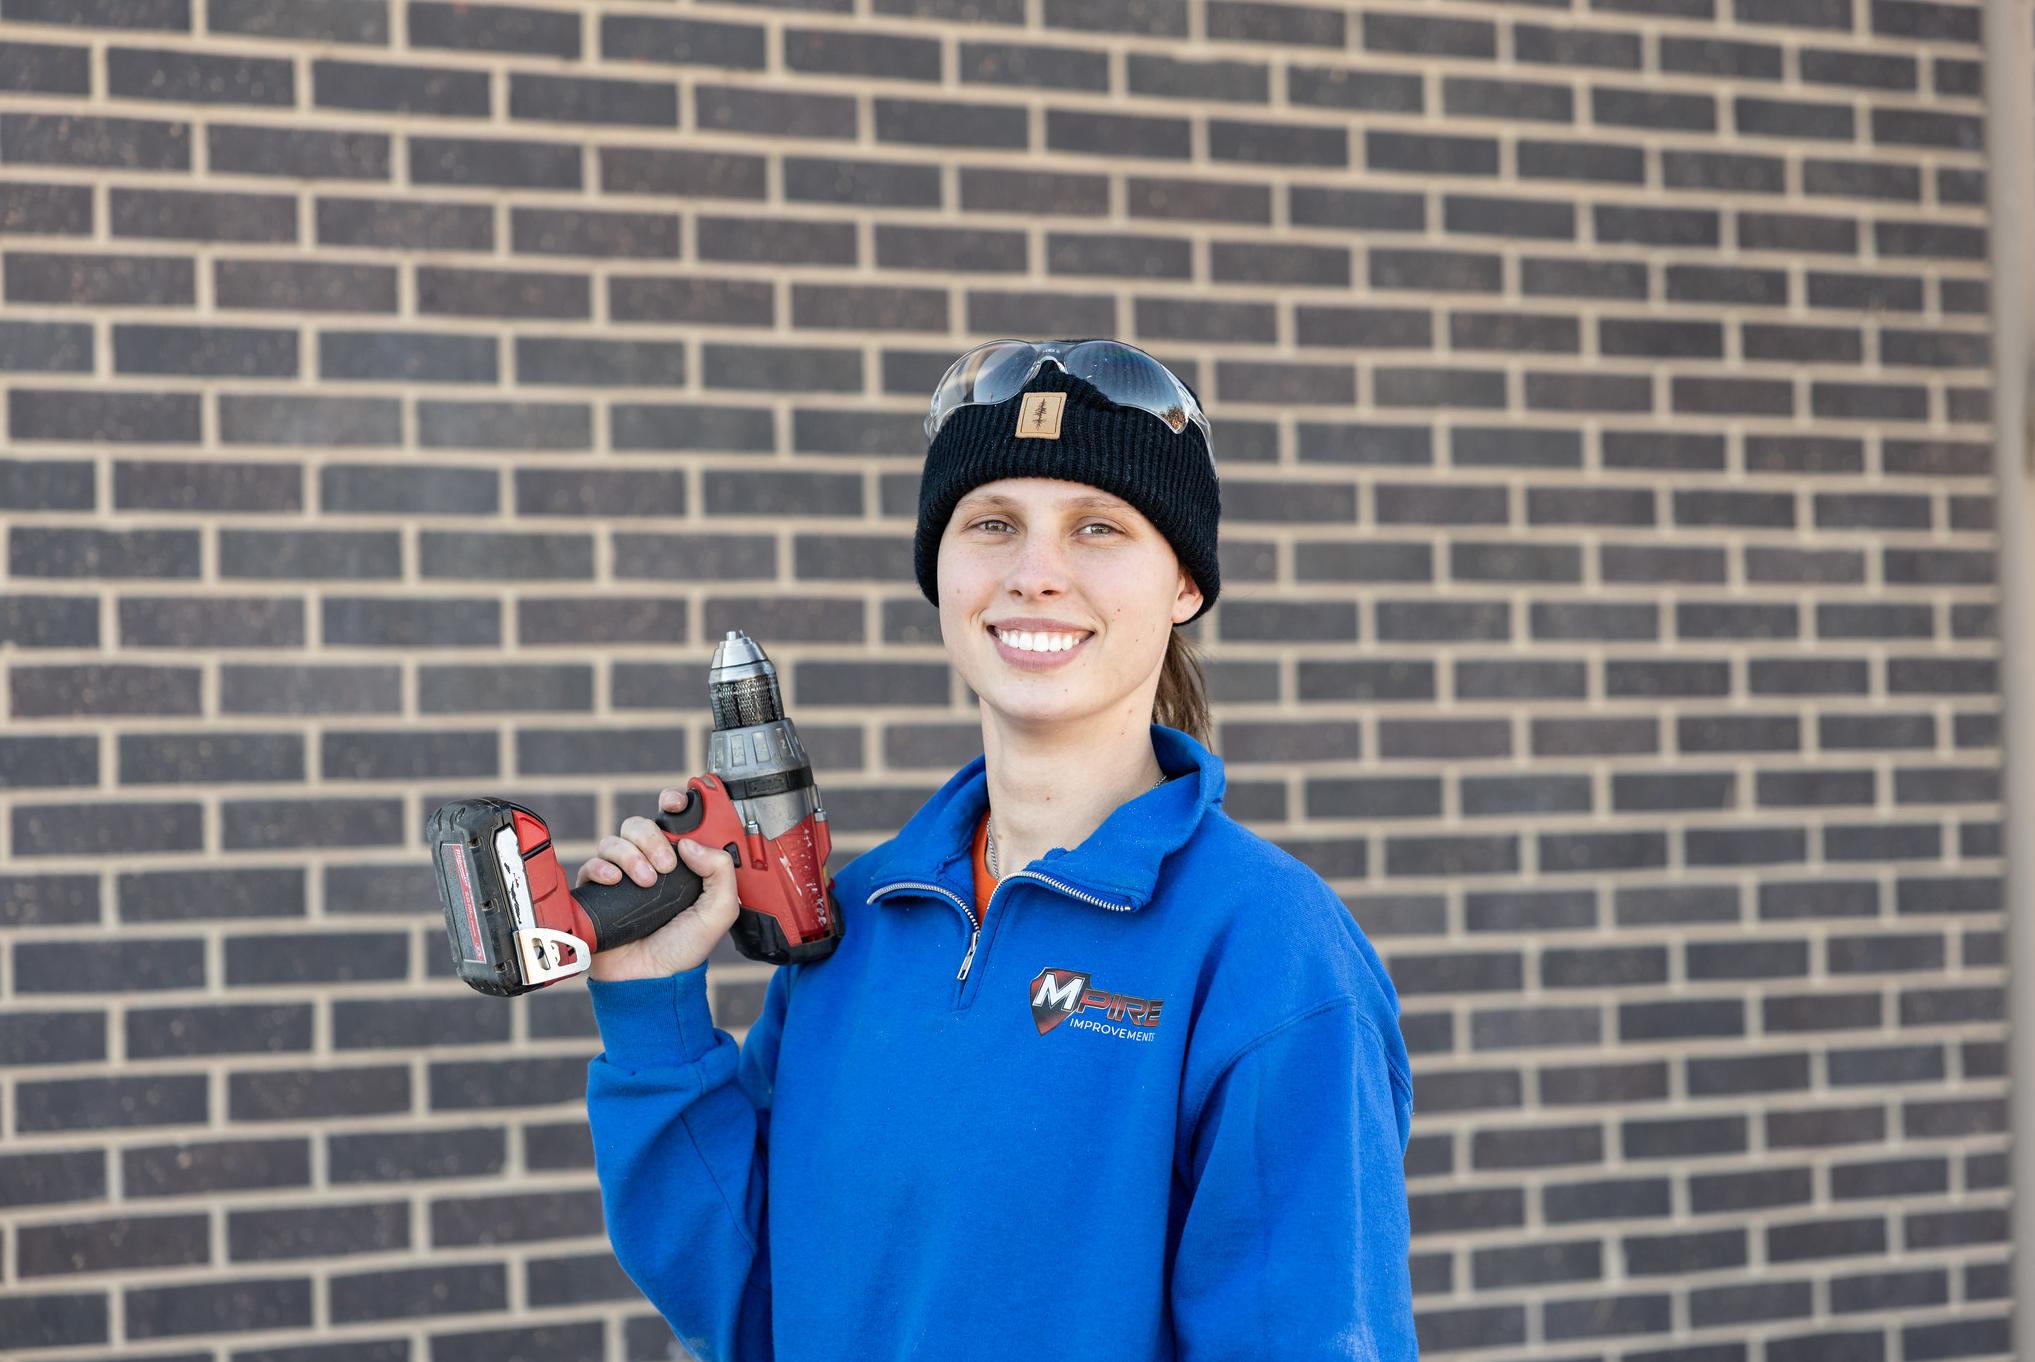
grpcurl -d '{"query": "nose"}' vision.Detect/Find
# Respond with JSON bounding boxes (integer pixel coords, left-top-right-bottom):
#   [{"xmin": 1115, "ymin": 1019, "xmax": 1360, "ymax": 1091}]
[{"xmin": 1003, "ymin": 523, "xmax": 1073, "ymax": 600}]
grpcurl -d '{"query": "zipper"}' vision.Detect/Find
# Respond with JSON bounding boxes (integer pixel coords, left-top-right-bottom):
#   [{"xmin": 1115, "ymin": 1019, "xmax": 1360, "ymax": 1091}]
[{"xmin": 865, "ymin": 870, "xmax": 1135, "ymax": 982}]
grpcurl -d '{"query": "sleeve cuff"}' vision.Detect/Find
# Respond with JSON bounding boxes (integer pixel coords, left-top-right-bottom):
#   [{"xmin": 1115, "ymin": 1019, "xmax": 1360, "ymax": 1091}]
[{"xmin": 586, "ymin": 962, "xmax": 720, "ymax": 1071}]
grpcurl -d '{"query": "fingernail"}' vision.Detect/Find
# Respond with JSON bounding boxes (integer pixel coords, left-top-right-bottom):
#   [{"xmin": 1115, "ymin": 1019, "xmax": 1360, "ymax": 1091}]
[{"xmin": 680, "ymin": 838, "xmax": 698, "ymax": 852}]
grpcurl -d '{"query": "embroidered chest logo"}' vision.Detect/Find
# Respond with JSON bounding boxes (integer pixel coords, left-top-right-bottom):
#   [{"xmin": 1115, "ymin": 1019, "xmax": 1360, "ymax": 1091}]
[{"xmin": 1029, "ymin": 967, "xmax": 1165, "ymax": 1041}]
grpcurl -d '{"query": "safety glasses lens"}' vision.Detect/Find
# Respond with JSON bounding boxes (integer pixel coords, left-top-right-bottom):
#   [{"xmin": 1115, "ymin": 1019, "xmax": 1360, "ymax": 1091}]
[
  {"xmin": 926, "ymin": 338, "xmax": 1207, "ymax": 445},
  {"xmin": 1065, "ymin": 342, "xmax": 1193, "ymax": 435}
]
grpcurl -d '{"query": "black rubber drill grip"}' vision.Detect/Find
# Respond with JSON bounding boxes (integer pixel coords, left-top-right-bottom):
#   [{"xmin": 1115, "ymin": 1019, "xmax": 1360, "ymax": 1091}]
[{"xmin": 572, "ymin": 795, "xmax": 718, "ymax": 952}]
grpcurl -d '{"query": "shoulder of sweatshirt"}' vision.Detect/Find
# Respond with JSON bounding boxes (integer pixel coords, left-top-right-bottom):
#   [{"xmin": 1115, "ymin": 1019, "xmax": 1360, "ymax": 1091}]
[
  {"xmin": 823, "ymin": 844, "xmax": 885, "ymax": 913},
  {"xmin": 1162, "ymin": 810, "xmax": 1410, "ymax": 1116}
]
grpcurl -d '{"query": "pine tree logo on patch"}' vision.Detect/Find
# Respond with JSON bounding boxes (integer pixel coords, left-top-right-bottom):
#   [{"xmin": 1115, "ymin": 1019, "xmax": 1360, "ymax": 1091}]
[
  {"xmin": 1029, "ymin": 967, "xmax": 1165, "ymax": 1041},
  {"xmin": 1013, "ymin": 390, "xmax": 1065, "ymax": 439}
]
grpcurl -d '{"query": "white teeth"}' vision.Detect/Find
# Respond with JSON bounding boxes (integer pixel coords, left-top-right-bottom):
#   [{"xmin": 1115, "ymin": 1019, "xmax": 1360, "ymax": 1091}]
[{"xmin": 994, "ymin": 627, "xmax": 1086, "ymax": 653}]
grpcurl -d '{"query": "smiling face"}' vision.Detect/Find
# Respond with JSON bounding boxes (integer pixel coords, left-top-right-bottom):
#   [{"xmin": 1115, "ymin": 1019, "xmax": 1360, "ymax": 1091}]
[{"xmin": 937, "ymin": 477, "xmax": 1203, "ymax": 729}]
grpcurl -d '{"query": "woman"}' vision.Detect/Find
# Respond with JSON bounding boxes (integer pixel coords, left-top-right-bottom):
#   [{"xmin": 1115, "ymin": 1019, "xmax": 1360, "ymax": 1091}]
[{"xmin": 578, "ymin": 339, "xmax": 1417, "ymax": 1361}]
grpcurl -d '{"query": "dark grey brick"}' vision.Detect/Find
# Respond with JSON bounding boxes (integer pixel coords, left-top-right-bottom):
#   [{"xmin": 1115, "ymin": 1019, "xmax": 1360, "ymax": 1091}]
[
  {"xmin": 316, "ymin": 196, "xmax": 493, "ymax": 251},
  {"xmin": 1363, "ymin": 10, "xmax": 1495, "ymax": 55},
  {"xmin": 1452, "ymin": 540, "xmax": 1583, "ymax": 581},
  {"xmin": 0, "ymin": 181, "xmax": 93, "ymax": 234},
  {"xmin": 127, "ymin": 1002, "xmax": 312, "ymax": 1057},
  {"xmin": 512, "ymin": 207, "xmax": 680, "ymax": 259},
  {"xmin": 1801, "ymin": 47, "xmax": 1918, "ymax": 89},
  {"xmin": 1209, "ymin": 116, "xmax": 1347, "ymax": 166},
  {"xmin": 1665, "ymin": 149, "xmax": 1787, "ymax": 193},
  {"xmin": 108, "ymin": 46, "xmax": 292, "ymax": 104},
  {"xmin": 6, "ymin": 250, "xmax": 195, "ymax": 306},
  {"xmin": 126, "ymin": 1276, "xmax": 314, "ymax": 1337},
  {"xmin": 1206, "ymin": 0, "xmax": 1345, "ymax": 44},
  {"xmin": 327, "ymin": 1265, "xmax": 508, "ymax": 1328},
  {"xmin": 1369, "ymin": 248, "xmax": 1502, "ymax": 293},
  {"xmin": 1375, "ymin": 599, "xmax": 1511, "ymax": 643},
  {"xmin": 1368, "ymin": 129, "xmax": 1499, "ymax": 176},
  {"xmin": 416, "ymin": 663, "xmax": 593, "ymax": 714},
  {"xmin": 219, "ymin": 663, "xmax": 400, "ymax": 716},
  {"xmin": 1458, "ymin": 660, "xmax": 1589, "ymax": 701},
  {"xmin": 1517, "ymin": 22, "xmax": 1642, "ymax": 67},
  {"xmin": 1457, "ymin": 307, "xmax": 1579, "ymax": 350},
  {"xmin": 415, "ymin": 264, "xmax": 590, "ymax": 319},
  {"xmin": 1741, "ymin": 210, "xmax": 1861, "ymax": 254},
  {"xmin": 1803, "ymin": 158, "xmax": 1921, "ymax": 204},
  {"xmin": 599, "ymin": 149, "xmax": 765, "ymax": 205},
  {"xmin": 111, "ymin": 187, "xmax": 296, "ymax": 242},
  {"xmin": 111, "ymin": 729, "xmax": 298, "ymax": 797},
  {"xmin": 515, "ymin": 467, "xmax": 687, "ymax": 519},
  {"xmin": 0, "ymin": 40, "xmax": 89, "ymax": 93},
  {"xmin": 114, "ymin": 325, "xmax": 297, "ymax": 378},
  {"xmin": 208, "ymin": 123, "xmax": 388, "ymax": 179},
  {"xmin": 599, "ymin": 13, "xmax": 767, "ymax": 69},
  {"xmin": 535, "ymin": 601, "xmax": 689, "ymax": 653},
  {"xmin": 12, "ymin": 664, "xmax": 202, "ymax": 719},
  {"xmin": 325, "ymin": 462, "xmax": 500, "ymax": 515},
  {"xmin": 216, "ymin": 258, "xmax": 395, "ymax": 316},
  {"xmin": 606, "ymin": 529, "xmax": 773, "ymax": 578},
  {"xmin": 313, "ymin": 57, "xmax": 489, "ymax": 116},
  {"xmin": 0, "ymin": 319, "xmax": 89, "ymax": 372},
  {"xmin": 1294, "ymin": 658, "xmax": 1436, "ymax": 701},
  {"xmin": 409, "ymin": 0, "xmax": 578, "ymax": 55},
  {"xmin": 12, "ymin": 525, "xmax": 198, "ymax": 578},
  {"xmin": 1041, "ymin": 0, "xmax": 1187, "ymax": 32},
  {"xmin": 229, "ymin": 1199, "xmax": 410, "ymax": 1262},
  {"xmin": 410, "ymin": 136, "xmax": 581, "ymax": 190},
  {"xmin": 1, "ymin": 112, "xmax": 191, "ymax": 170},
  {"xmin": 19, "ymin": 1213, "xmax": 212, "ymax": 1278},
  {"xmin": 1533, "ymin": 601, "xmax": 1659, "ymax": 641},
  {"xmin": 418, "ymin": 400, "xmax": 591, "ymax": 450},
  {"xmin": 696, "ymin": 83, "xmax": 860, "ymax": 141},
  {"xmin": 1293, "ymin": 422, "xmax": 1432, "ymax": 466},
  {"xmin": 321, "ymin": 330, "xmax": 497, "ymax": 383},
  {"xmin": 960, "ymin": 40, "xmax": 1107, "ymax": 92},
  {"xmin": 220, "ymin": 798, "xmax": 405, "ymax": 851},
  {"xmin": 210, "ymin": 0, "xmax": 387, "ymax": 43},
  {"xmin": 218, "ymin": 529, "xmax": 400, "ymax": 579},
  {"xmin": 12, "ymin": 388, "xmax": 200, "ymax": 443},
  {"xmin": 327, "ymin": 598, "xmax": 502, "ymax": 651}
]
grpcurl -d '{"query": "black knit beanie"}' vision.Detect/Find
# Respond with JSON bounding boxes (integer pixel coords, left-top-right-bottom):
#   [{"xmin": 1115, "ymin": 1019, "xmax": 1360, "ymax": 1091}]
[{"xmin": 914, "ymin": 360, "xmax": 1221, "ymax": 625}]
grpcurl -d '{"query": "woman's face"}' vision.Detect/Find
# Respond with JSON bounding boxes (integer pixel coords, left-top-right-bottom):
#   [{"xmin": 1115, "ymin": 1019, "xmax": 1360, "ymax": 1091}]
[{"xmin": 937, "ymin": 477, "xmax": 1202, "ymax": 729}]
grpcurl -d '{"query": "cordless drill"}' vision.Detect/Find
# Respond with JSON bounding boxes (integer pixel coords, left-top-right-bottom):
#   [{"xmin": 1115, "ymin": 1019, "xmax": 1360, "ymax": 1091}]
[{"xmin": 426, "ymin": 630, "xmax": 843, "ymax": 997}]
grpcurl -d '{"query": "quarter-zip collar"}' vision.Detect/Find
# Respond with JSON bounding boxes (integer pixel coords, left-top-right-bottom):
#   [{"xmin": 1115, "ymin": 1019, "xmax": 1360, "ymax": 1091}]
[{"xmin": 860, "ymin": 722, "xmax": 1225, "ymax": 913}]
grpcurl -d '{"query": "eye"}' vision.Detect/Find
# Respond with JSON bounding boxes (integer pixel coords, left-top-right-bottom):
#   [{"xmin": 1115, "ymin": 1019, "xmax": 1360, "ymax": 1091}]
[
  {"xmin": 1079, "ymin": 521, "xmax": 1121, "ymax": 536},
  {"xmin": 969, "ymin": 517, "xmax": 1013, "ymax": 533}
]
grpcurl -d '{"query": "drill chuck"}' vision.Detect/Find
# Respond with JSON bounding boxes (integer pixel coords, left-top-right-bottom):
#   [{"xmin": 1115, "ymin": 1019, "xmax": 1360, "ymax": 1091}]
[{"xmin": 710, "ymin": 628, "xmax": 786, "ymax": 728}]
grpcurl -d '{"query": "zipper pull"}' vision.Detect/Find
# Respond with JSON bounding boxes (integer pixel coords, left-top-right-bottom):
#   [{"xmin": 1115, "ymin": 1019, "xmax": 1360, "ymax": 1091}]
[{"xmin": 956, "ymin": 926, "xmax": 979, "ymax": 981}]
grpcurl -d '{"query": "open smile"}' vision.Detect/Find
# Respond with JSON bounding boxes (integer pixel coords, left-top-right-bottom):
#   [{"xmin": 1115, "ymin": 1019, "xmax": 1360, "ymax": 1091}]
[{"xmin": 987, "ymin": 623, "xmax": 1094, "ymax": 671}]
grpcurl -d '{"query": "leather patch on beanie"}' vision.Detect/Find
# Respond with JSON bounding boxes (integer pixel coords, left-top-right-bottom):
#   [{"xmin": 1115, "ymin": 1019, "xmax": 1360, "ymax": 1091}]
[{"xmin": 1013, "ymin": 390, "xmax": 1065, "ymax": 440}]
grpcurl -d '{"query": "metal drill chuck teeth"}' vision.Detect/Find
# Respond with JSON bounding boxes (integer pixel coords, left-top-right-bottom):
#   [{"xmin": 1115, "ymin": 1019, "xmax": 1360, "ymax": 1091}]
[{"xmin": 708, "ymin": 629, "xmax": 785, "ymax": 729}]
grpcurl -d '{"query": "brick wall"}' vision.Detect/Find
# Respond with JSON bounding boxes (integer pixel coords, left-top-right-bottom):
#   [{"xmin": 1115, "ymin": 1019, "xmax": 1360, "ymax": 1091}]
[{"xmin": 0, "ymin": 0, "xmax": 2007, "ymax": 1357}]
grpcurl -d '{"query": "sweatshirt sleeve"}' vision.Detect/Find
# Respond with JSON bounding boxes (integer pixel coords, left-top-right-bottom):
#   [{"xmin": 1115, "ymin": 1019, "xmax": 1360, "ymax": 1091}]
[
  {"xmin": 1171, "ymin": 999, "xmax": 1417, "ymax": 1362},
  {"xmin": 585, "ymin": 961, "xmax": 791, "ymax": 1362}
]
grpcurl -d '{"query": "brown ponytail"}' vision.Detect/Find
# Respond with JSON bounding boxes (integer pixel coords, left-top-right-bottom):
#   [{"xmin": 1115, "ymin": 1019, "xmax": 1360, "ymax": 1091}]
[{"xmin": 1152, "ymin": 628, "xmax": 1212, "ymax": 749}]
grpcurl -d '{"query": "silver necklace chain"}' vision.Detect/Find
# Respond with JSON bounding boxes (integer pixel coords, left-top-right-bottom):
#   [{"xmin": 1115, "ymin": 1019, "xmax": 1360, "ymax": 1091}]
[{"xmin": 987, "ymin": 773, "xmax": 1169, "ymax": 881}]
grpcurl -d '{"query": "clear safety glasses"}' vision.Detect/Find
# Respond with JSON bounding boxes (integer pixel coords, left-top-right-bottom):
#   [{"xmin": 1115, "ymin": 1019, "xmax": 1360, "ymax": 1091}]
[{"xmin": 924, "ymin": 338, "xmax": 1212, "ymax": 451}]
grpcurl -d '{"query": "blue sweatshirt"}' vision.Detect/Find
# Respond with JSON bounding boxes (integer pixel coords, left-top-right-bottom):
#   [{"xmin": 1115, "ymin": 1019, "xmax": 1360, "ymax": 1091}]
[{"xmin": 584, "ymin": 723, "xmax": 1417, "ymax": 1362}]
